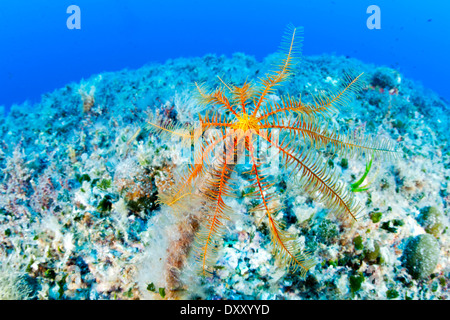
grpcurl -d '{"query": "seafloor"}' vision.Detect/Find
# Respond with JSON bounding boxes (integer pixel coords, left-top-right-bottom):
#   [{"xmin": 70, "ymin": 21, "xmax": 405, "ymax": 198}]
[{"xmin": 0, "ymin": 52, "xmax": 449, "ymax": 300}]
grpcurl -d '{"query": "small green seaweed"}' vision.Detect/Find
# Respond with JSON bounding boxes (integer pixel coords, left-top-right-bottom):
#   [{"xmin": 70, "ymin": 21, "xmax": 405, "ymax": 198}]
[
  {"xmin": 57, "ymin": 274, "xmax": 67, "ymax": 299},
  {"xmin": 159, "ymin": 287, "xmax": 166, "ymax": 298},
  {"xmin": 146, "ymin": 282, "xmax": 165, "ymax": 298},
  {"xmin": 77, "ymin": 173, "xmax": 91, "ymax": 184},
  {"xmin": 381, "ymin": 219, "xmax": 404, "ymax": 233},
  {"xmin": 97, "ymin": 179, "xmax": 112, "ymax": 191},
  {"xmin": 340, "ymin": 158, "xmax": 349, "ymax": 169},
  {"xmin": 349, "ymin": 273, "xmax": 365, "ymax": 295},
  {"xmin": 386, "ymin": 288, "xmax": 399, "ymax": 299},
  {"xmin": 44, "ymin": 269, "xmax": 56, "ymax": 281},
  {"xmin": 353, "ymin": 235, "xmax": 364, "ymax": 250},
  {"xmin": 370, "ymin": 211, "xmax": 382, "ymax": 223},
  {"xmin": 97, "ymin": 195, "xmax": 113, "ymax": 213},
  {"xmin": 350, "ymin": 154, "xmax": 375, "ymax": 192}
]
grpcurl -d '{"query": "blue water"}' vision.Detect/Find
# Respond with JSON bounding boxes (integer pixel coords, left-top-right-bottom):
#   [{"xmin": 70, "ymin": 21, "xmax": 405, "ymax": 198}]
[{"xmin": 1, "ymin": 0, "xmax": 449, "ymax": 112}]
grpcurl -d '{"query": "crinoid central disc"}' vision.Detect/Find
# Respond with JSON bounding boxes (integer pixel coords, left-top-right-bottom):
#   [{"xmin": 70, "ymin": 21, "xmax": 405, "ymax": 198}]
[{"xmin": 234, "ymin": 113, "xmax": 259, "ymax": 131}]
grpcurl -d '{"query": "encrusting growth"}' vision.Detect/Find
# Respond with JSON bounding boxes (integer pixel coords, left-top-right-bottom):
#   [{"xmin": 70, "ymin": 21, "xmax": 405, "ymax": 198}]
[{"xmin": 148, "ymin": 24, "xmax": 399, "ymax": 297}]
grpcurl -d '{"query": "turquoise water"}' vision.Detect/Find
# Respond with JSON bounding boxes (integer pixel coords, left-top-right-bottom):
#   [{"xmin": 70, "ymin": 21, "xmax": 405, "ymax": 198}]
[{"xmin": 1, "ymin": 0, "xmax": 449, "ymax": 111}]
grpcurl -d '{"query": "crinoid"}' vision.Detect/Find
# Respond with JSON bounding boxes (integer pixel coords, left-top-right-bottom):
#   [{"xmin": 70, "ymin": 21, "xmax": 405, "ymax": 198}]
[{"xmin": 148, "ymin": 24, "xmax": 399, "ymax": 293}]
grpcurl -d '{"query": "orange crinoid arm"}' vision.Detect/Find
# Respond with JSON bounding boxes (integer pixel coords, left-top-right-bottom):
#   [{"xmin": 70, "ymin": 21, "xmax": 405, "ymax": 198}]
[
  {"xmin": 195, "ymin": 151, "xmax": 236, "ymax": 274},
  {"xmin": 252, "ymin": 24, "xmax": 302, "ymax": 117},
  {"xmin": 245, "ymin": 133, "xmax": 315, "ymax": 276}
]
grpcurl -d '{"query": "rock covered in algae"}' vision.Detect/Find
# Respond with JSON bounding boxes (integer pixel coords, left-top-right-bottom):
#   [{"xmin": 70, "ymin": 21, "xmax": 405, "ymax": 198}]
[
  {"xmin": 418, "ymin": 206, "xmax": 445, "ymax": 237},
  {"xmin": 402, "ymin": 234, "xmax": 440, "ymax": 279}
]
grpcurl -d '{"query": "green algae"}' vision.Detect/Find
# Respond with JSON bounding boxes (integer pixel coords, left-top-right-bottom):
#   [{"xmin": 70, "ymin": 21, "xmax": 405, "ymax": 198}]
[
  {"xmin": 418, "ymin": 206, "xmax": 445, "ymax": 237},
  {"xmin": 402, "ymin": 234, "xmax": 440, "ymax": 279}
]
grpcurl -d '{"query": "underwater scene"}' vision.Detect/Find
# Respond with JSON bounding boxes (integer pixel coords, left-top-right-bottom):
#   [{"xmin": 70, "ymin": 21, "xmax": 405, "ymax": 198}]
[{"xmin": 0, "ymin": 1, "xmax": 449, "ymax": 301}]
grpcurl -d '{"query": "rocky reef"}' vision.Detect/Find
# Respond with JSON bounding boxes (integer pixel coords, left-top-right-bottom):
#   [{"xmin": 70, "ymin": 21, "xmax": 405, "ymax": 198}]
[{"xmin": 0, "ymin": 52, "xmax": 448, "ymax": 300}]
